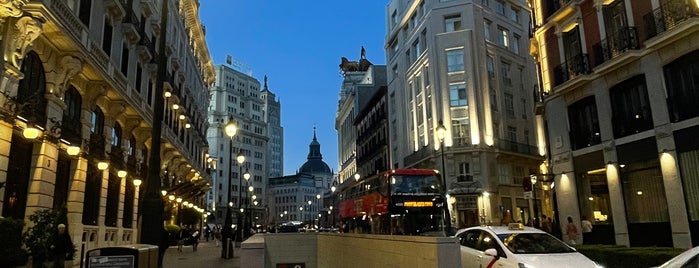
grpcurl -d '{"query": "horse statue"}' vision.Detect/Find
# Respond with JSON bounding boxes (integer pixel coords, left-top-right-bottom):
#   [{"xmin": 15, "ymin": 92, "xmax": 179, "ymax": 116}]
[{"xmin": 339, "ymin": 57, "xmax": 359, "ymax": 73}]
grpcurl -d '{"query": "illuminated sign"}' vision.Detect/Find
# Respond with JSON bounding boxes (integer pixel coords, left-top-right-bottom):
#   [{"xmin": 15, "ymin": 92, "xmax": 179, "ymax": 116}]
[{"xmin": 403, "ymin": 201, "xmax": 433, "ymax": 207}]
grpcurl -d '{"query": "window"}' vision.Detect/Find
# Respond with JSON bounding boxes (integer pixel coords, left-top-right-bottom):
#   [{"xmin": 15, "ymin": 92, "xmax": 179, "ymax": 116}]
[
  {"xmin": 78, "ymin": 0, "xmax": 91, "ymax": 26},
  {"xmin": 121, "ymin": 45, "xmax": 129, "ymax": 75},
  {"xmin": 391, "ymin": 10, "xmax": 398, "ymax": 29},
  {"xmin": 412, "ymin": 39, "xmax": 421, "ymax": 59},
  {"xmin": 445, "ymin": 15, "xmax": 462, "ymax": 32},
  {"xmin": 102, "ymin": 18, "xmax": 113, "ymax": 56},
  {"xmin": 495, "ymin": 0, "xmax": 505, "ymax": 15},
  {"xmin": 446, "ymin": 49, "xmax": 464, "ymax": 72},
  {"xmin": 111, "ymin": 123, "xmax": 122, "ymax": 146},
  {"xmin": 499, "ymin": 27, "xmax": 509, "ymax": 48},
  {"xmin": 451, "ymin": 118, "xmax": 470, "ymax": 145},
  {"xmin": 490, "ymin": 88, "xmax": 498, "ymax": 111},
  {"xmin": 135, "ymin": 64, "xmax": 142, "ymax": 93},
  {"xmin": 486, "ymin": 55, "xmax": 495, "ymax": 78},
  {"xmin": 501, "ymin": 62, "xmax": 511, "ymax": 86},
  {"xmin": 484, "ymin": 20, "xmax": 492, "ymax": 42},
  {"xmin": 507, "ymin": 126, "xmax": 517, "ymax": 142},
  {"xmin": 521, "ymin": 98, "xmax": 527, "ymax": 119},
  {"xmin": 449, "ymin": 83, "xmax": 467, "ymax": 106},
  {"xmin": 509, "ymin": 7, "xmax": 519, "ymax": 22},
  {"xmin": 482, "ymin": 0, "xmax": 489, "ymax": 7},
  {"xmin": 505, "ymin": 93, "xmax": 514, "ymax": 117},
  {"xmin": 609, "ymin": 75, "xmax": 653, "ymax": 138},
  {"xmin": 411, "ymin": 12, "xmax": 418, "ymax": 28},
  {"xmin": 457, "ymin": 162, "xmax": 472, "ymax": 182},
  {"xmin": 568, "ymin": 97, "xmax": 601, "ymax": 150},
  {"xmin": 498, "ymin": 164, "xmax": 511, "ymax": 184},
  {"xmin": 513, "ymin": 35, "xmax": 520, "ymax": 54},
  {"xmin": 91, "ymin": 108, "xmax": 105, "ymax": 134},
  {"xmin": 664, "ymin": 50, "xmax": 699, "ymax": 122}
]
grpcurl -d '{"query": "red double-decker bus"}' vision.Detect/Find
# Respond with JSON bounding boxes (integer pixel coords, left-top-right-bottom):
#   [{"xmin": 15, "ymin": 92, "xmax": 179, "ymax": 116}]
[{"xmin": 337, "ymin": 169, "xmax": 449, "ymax": 236}]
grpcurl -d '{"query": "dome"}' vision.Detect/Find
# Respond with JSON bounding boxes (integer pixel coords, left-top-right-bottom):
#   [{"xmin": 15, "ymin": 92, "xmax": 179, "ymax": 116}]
[
  {"xmin": 297, "ymin": 127, "xmax": 332, "ymax": 174},
  {"xmin": 299, "ymin": 159, "xmax": 331, "ymax": 174}
]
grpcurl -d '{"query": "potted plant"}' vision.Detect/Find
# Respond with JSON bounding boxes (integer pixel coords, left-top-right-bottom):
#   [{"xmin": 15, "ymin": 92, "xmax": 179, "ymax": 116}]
[{"xmin": 23, "ymin": 208, "xmax": 74, "ymax": 268}]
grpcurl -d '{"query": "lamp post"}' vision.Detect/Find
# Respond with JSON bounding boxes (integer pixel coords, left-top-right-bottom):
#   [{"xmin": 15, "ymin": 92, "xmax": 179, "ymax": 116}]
[
  {"xmin": 221, "ymin": 116, "xmax": 237, "ymax": 259},
  {"xmin": 331, "ymin": 180, "xmax": 337, "ymax": 229},
  {"xmin": 307, "ymin": 200, "xmax": 312, "ymax": 229},
  {"xmin": 236, "ymin": 152, "xmax": 245, "ymax": 242},
  {"xmin": 245, "ymin": 171, "xmax": 251, "ymax": 237},
  {"xmin": 436, "ymin": 120, "xmax": 452, "ymax": 235},
  {"xmin": 530, "ymin": 174, "xmax": 539, "ymax": 228}
]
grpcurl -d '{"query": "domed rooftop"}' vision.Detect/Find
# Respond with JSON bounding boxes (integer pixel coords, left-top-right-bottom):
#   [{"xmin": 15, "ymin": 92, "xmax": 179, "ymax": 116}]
[{"xmin": 298, "ymin": 127, "xmax": 332, "ymax": 174}]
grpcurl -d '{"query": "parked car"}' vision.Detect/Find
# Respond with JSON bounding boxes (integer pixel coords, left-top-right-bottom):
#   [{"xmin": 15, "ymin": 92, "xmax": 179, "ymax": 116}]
[
  {"xmin": 278, "ymin": 224, "xmax": 299, "ymax": 233},
  {"xmin": 455, "ymin": 223, "xmax": 604, "ymax": 268},
  {"xmin": 653, "ymin": 246, "xmax": 699, "ymax": 268}
]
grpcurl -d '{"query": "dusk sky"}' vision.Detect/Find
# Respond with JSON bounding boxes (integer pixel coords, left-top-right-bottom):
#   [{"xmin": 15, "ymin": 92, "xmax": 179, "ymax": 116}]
[{"xmin": 199, "ymin": 1, "xmax": 389, "ymax": 175}]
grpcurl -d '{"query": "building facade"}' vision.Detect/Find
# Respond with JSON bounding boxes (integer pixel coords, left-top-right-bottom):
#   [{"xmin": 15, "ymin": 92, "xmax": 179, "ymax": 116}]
[
  {"xmin": 206, "ymin": 64, "xmax": 278, "ymax": 229},
  {"xmin": 385, "ymin": 0, "xmax": 542, "ymax": 229},
  {"xmin": 0, "ymin": 0, "xmax": 213, "ymax": 259},
  {"xmin": 355, "ymin": 85, "xmax": 390, "ymax": 177},
  {"xmin": 335, "ymin": 55, "xmax": 387, "ymax": 184},
  {"xmin": 531, "ymin": 0, "xmax": 699, "ymax": 248}
]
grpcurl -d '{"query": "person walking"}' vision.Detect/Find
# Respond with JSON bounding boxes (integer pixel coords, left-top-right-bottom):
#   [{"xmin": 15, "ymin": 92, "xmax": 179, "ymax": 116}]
[
  {"xmin": 581, "ymin": 216, "xmax": 593, "ymax": 244},
  {"xmin": 540, "ymin": 214, "xmax": 552, "ymax": 233},
  {"xmin": 50, "ymin": 224, "xmax": 74, "ymax": 268},
  {"xmin": 191, "ymin": 229, "xmax": 200, "ymax": 251},
  {"xmin": 213, "ymin": 227, "xmax": 222, "ymax": 247},
  {"xmin": 566, "ymin": 216, "xmax": 578, "ymax": 245}
]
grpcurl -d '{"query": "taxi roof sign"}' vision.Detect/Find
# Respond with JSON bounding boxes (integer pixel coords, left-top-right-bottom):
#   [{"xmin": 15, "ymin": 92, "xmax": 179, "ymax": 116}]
[{"xmin": 508, "ymin": 223, "xmax": 524, "ymax": 230}]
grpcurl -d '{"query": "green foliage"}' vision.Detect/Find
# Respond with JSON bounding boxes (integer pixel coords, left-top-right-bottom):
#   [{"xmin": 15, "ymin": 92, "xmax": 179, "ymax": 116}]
[
  {"xmin": 164, "ymin": 224, "xmax": 181, "ymax": 234},
  {"xmin": 0, "ymin": 217, "xmax": 29, "ymax": 267},
  {"xmin": 22, "ymin": 208, "xmax": 74, "ymax": 263},
  {"xmin": 575, "ymin": 245, "xmax": 686, "ymax": 268},
  {"xmin": 180, "ymin": 207, "xmax": 201, "ymax": 226}
]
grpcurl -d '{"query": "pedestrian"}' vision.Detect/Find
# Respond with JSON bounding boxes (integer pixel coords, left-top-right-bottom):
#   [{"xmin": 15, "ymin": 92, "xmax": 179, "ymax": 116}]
[
  {"xmin": 566, "ymin": 216, "xmax": 578, "ymax": 245},
  {"xmin": 541, "ymin": 214, "xmax": 552, "ymax": 233},
  {"xmin": 191, "ymin": 229, "xmax": 200, "ymax": 251},
  {"xmin": 214, "ymin": 227, "xmax": 222, "ymax": 247},
  {"xmin": 581, "ymin": 215, "xmax": 593, "ymax": 244},
  {"xmin": 50, "ymin": 223, "xmax": 75, "ymax": 268},
  {"xmin": 177, "ymin": 227, "xmax": 188, "ymax": 252}
]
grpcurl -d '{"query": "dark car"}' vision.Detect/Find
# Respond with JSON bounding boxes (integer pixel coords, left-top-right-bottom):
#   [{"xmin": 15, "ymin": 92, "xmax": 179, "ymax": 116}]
[{"xmin": 278, "ymin": 225, "xmax": 299, "ymax": 233}]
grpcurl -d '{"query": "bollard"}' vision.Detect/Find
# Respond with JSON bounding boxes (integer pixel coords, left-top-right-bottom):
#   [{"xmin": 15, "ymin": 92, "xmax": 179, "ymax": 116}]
[{"xmin": 223, "ymin": 237, "xmax": 234, "ymax": 259}]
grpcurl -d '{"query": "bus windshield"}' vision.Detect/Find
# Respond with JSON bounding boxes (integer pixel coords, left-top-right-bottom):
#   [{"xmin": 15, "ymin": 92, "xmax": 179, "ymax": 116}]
[{"xmin": 391, "ymin": 175, "xmax": 442, "ymax": 194}]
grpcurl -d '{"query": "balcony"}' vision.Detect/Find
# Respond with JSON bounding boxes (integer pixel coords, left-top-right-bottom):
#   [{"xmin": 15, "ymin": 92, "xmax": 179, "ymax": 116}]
[
  {"xmin": 495, "ymin": 139, "xmax": 538, "ymax": 156},
  {"xmin": 121, "ymin": 11, "xmax": 141, "ymax": 46},
  {"xmin": 592, "ymin": 27, "xmax": 640, "ymax": 67},
  {"xmin": 553, "ymin": 53, "xmax": 590, "ymax": 87},
  {"xmin": 644, "ymin": 0, "xmax": 699, "ymax": 39},
  {"xmin": 49, "ymin": 0, "xmax": 87, "ymax": 41}
]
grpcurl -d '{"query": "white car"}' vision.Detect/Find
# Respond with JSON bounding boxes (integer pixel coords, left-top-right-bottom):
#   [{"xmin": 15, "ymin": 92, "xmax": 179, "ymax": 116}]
[
  {"xmin": 653, "ymin": 246, "xmax": 699, "ymax": 268},
  {"xmin": 456, "ymin": 223, "xmax": 603, "ymax": 268}
]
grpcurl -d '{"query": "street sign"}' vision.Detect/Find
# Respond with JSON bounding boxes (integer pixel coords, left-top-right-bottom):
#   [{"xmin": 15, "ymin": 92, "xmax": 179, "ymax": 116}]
[{"xmin": 524, "ymin": 191, "xmax": 533, "ymax": 200}]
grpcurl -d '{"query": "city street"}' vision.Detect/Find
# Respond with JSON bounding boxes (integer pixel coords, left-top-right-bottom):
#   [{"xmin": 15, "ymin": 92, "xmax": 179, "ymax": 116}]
[{"xmin": 163, "ymin": 239, "xmax": 240, "ymax": 268}]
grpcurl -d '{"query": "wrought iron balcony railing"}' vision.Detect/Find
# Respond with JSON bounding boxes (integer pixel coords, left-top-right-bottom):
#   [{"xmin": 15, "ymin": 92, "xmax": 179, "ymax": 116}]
[
  {"xmin": 592, "ymin": 27, "xmax": 640, "ymax": 67},
  {"xmin": 644, "ymin": 0, "xmax": 699, "ymax": 39},
  {"xmin": 553, "ymin": 53, "xmax": 590, "ymax": 86}
]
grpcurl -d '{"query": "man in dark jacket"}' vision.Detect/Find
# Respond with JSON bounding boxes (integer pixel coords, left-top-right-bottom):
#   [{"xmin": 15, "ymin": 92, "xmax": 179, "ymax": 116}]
[{"xmin": 51, "ymin": 224, "xmax": 74, "ymax": 268}]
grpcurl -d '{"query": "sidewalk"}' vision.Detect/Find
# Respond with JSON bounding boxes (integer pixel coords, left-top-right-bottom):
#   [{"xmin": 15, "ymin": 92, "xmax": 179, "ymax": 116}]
[{"xmin": 163, "ymin": 239, "xmax": 240, "ymax": 268}]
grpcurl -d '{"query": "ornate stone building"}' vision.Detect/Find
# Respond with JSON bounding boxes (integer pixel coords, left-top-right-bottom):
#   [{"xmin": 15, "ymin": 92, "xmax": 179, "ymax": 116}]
[
  {"xmin": 530, "ymin": 0, "xmax": 699, "ymax": 248},
  {"xmin": 0, "ymin": 0, "xmax": 214, "ymax": 260}
]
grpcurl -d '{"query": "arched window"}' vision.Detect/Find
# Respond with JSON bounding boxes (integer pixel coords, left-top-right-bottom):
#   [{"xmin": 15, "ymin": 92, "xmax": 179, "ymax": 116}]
[
  {"xmin": 111, "ymin": 123, "xmax": 122, "ymax": 147},
  {"xmin": 16, "ymin": 51, "xmax": 47, "ymax": 125},
  {"xmin": 91, "ymin": 108, "xmax": 104, "ymax": 135},
  {"xmin": 62, "ymin": 86, "xmax": 82, "ymax": 142}
]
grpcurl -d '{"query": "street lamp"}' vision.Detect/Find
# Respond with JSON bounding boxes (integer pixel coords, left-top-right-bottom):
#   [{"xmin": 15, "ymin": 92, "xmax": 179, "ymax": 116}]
[
  {"xmin": 436, "ymin": 119, "xmax": 452, "ymax": 235},
  {"xmin": 331, "ymin": 180, "xmax": 338, "ymax": 228},
  {"xmin": 236, "ymin": 152, "xmax": 245, "ymax": 242},
  {"xmin": 530, "ymin": 174, "xmax": 539, "ymax": 228},
  {"xmin": 354, "ymin": 173, "xmax": 360, "ymax": 181},
  {"xmin": 221, "ymin": 116, "xmax": 237, "ymax": 259}
]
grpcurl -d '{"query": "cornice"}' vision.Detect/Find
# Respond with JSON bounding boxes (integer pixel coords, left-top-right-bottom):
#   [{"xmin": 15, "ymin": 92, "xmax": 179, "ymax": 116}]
[{"xmin": 180, "ymin": 0, "xmax": 215, "ymax": 87}]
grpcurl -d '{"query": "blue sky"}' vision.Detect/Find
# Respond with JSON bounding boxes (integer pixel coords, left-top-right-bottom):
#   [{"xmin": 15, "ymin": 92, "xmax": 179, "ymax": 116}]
[{"xmin": 199, "ymin": 1, "xmax": 389, "ymax": 175}]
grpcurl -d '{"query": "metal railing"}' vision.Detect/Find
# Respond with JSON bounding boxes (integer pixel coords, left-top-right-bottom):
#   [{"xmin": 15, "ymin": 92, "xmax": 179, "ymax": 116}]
[
  {"xmin": 553, "ymin": 53, "xmax": 590, "ymax": 86},
  {"xmin": 495, "ymin": 139, "xmax": 538, "ymax": 156},
  {"xmin": 644, "ymin": 0, "xmax": 699, "ymax": 39},
  {"xmin": 592, "ymin": 27, "xmax": 640, "ymax": 66}
]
